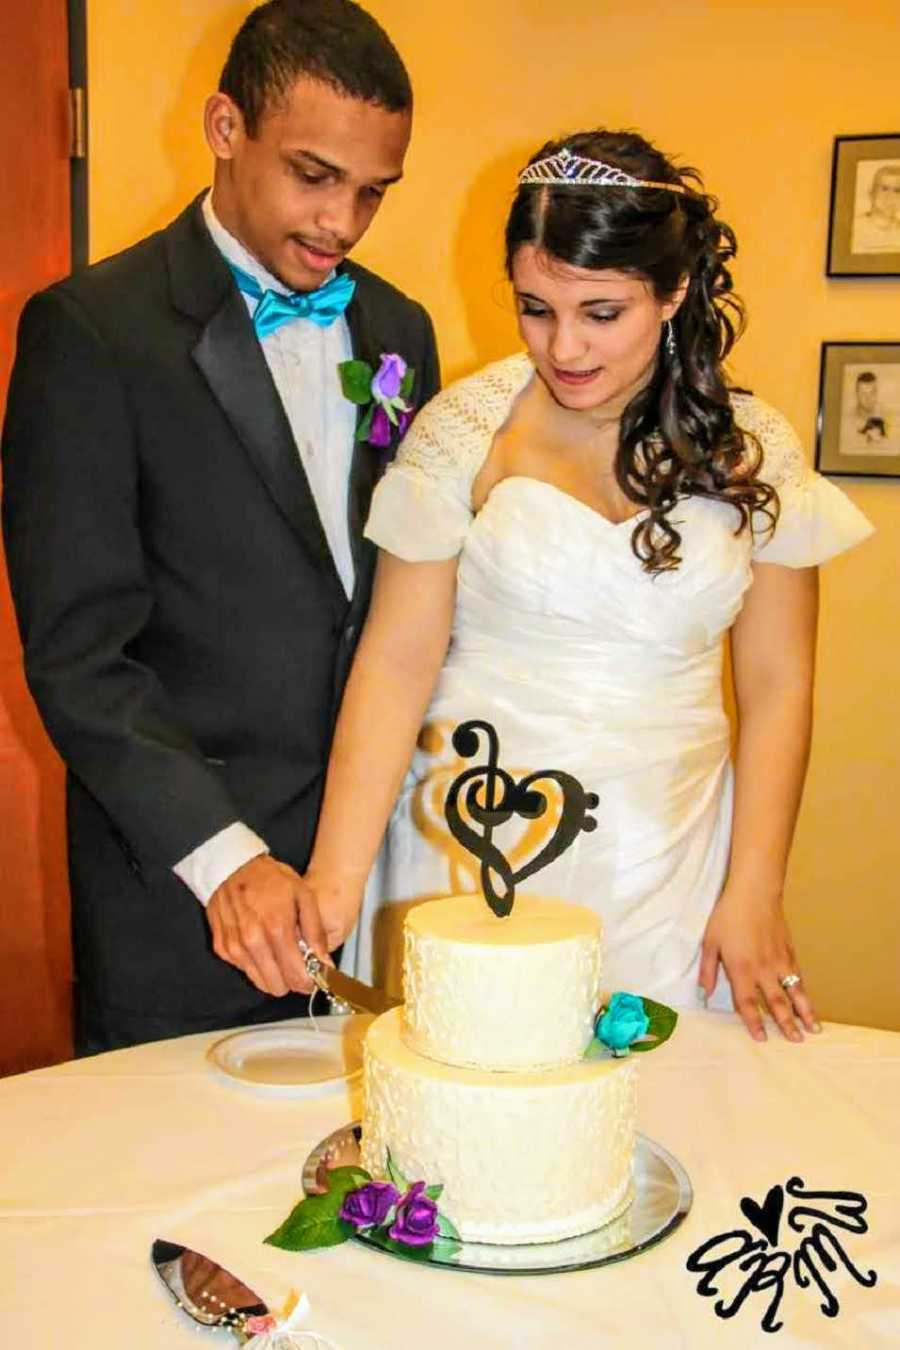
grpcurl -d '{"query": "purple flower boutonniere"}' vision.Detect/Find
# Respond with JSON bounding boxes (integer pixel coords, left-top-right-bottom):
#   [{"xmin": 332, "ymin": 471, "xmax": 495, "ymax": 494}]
[{"xmin": 339, "ymin": 352, "xmax": 416, "ymax": 448}]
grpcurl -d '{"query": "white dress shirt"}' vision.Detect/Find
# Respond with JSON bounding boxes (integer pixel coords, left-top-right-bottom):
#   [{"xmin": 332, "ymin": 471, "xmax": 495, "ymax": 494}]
[{"xmin": 174, "ymin": 192, "xmax": 357, "ymax": 904}]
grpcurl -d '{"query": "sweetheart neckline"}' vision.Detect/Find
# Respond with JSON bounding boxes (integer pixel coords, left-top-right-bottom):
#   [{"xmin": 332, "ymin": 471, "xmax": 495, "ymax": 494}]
[{"xmin": 483, "ymin": 475, "xmax": 652, "ymax": 530}]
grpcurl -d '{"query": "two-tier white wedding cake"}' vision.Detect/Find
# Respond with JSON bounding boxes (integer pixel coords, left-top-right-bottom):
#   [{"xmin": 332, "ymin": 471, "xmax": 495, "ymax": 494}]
[{"xmin": 360, "ymin": 894, "xmax": 637, "ymax": 1246}]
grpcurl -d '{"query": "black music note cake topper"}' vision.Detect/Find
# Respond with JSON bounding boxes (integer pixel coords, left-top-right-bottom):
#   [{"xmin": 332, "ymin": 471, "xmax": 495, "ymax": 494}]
[{"xmin": 444, "ymin": 719, "xmax": 599, "ymax": 918}]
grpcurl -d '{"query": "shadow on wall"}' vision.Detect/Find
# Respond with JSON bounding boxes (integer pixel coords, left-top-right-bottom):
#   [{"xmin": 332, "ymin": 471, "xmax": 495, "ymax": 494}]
[{"xmin": 450, "ymin": 146, "xmax": 529, "ymax": 378}]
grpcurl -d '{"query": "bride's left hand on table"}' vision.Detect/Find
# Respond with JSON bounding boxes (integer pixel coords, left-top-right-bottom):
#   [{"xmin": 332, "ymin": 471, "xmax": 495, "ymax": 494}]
[{"xmin": 698, "ymin": 886, "xmax": 822, "ymax": 1044}]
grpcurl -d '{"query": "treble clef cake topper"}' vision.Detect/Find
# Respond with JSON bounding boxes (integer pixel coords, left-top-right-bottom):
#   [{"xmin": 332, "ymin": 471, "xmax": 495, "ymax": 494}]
[{"xmin": 444, "ymin": 719, "xmax": 598, "ymax": 918}]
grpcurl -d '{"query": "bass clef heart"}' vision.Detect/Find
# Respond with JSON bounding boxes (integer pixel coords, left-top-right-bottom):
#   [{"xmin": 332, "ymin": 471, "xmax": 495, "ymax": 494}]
[
  {"xmin": 740, "ymin": 1184, "xmax": 785, "ymax": 1247},
  {"xmin": 444, "ymin": 720, "xmax": 598, "ymax": 918}
]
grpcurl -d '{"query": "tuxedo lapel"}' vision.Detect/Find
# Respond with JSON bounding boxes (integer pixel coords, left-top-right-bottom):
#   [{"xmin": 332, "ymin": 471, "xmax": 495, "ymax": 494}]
[
  {"xmin": 166, "ymin": 199, "xmax": 345, "ymax": 606},
  {"xmin": 192, "ymin": 299, "xmax": 343, "ymax": 591},
  {"xmin": 344, "ymin": 268, "xmax": 392, "ymax": 582}
]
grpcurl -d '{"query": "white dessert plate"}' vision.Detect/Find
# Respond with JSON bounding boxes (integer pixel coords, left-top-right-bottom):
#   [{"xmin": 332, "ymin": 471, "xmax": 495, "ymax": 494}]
[
  {"xmin": 302, "ymin": 1122, "xmax": 692, "ymax": 1275},
  {"xmin": 207, "ymin": 1016, "xmax": 369, "ymax": 1098}
]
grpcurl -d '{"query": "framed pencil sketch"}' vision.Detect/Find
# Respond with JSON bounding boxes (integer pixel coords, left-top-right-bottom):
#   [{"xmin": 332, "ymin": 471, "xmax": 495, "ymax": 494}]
[
  {"xmin": 826, "ymin": 135, "xmax": 900, "ymax": 277},
  {"xmin": 817, "ymin": 343, "xmax": 900, "ymax": 477}
]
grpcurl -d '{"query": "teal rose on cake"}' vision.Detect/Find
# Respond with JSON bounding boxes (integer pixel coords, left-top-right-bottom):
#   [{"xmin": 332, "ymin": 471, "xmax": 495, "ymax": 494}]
[
  {"xmin": 595, "ymin": 992, "xmax": 650, "ymax": 1051},
  {"xmin": 584, "ymin": 991, "xmax": 678, "ymax": 1059}
]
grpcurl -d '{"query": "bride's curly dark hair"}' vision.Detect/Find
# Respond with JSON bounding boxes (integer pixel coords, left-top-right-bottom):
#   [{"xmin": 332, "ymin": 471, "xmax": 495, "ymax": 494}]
[{"xmin": 505, "ymin": 129, "xmax": 778, "ymax": 574}]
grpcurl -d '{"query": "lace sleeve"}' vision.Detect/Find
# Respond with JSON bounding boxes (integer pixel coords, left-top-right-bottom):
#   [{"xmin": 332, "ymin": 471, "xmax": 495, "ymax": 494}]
[
  {"xmin": 365, "ymin": 354, "xmax": 533, "ymax": 561},
  {"xmin": 732, "ymin": 393, "xmax": 874, "ymax": 566}
]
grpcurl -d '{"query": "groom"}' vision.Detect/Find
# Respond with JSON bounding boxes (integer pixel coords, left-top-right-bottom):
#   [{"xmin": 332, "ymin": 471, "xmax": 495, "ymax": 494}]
[{"xmin": 2, "ymin": 0, "xmax": 439, "ymax": 1052}]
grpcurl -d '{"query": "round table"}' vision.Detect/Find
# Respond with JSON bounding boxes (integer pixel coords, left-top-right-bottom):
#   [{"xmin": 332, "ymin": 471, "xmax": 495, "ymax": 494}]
[{"xmin": 1, "ymin": 1010, "xmax": 897, "ymax": 1348}]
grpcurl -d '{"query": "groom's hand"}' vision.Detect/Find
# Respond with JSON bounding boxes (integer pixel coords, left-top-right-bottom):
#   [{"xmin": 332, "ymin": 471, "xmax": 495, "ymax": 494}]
[{"xmin": 205, "ymin": 856, "xmax": 328, "ymax": 996}]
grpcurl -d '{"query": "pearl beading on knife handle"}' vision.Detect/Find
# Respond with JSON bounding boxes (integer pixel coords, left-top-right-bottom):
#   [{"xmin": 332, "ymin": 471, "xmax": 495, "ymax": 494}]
[{"xmin": 298, "ymin": 939, "xmax": 353, "ymax": 1014}]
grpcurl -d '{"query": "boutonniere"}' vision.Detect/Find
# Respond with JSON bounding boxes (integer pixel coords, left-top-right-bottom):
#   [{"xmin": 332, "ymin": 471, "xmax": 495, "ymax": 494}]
[{"xmin": 339, "ymin": 353, "xmax": 415, "ymax": 448}]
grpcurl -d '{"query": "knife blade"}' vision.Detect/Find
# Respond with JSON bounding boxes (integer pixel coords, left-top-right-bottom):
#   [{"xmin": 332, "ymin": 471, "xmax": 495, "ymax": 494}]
[
  {"xmin": 151, "ymin": 1239, "xmax": 268, "ymax": 1337},
  {"xmin": 319, "ymin": 965, "xmax": 401, "ymax": 1015},
  {"xmin": 299, "ymin": 940, "xmax": 400, "ymax": 1015}
]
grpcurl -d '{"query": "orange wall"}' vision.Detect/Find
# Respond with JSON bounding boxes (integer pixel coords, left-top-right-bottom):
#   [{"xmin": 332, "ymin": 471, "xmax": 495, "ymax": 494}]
[{"xmin": 88, "ymin": 0, "xmax": 900, "ymax": 1029}]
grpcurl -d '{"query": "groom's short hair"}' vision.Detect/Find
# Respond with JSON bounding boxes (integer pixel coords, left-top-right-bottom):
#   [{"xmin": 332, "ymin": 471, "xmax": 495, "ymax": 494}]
[{"xmin": 220, "ymin": 0, "xmax": 412, "ymax": 138}]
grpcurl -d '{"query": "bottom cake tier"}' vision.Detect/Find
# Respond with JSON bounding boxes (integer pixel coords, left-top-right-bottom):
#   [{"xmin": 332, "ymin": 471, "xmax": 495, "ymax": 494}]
[{"xmin": 360, "ymin": 1008, "xmax": 638, "ymax": 1246}]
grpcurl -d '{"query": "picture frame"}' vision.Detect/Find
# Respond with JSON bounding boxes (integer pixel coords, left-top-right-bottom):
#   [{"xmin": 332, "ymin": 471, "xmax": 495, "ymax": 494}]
[
  {"xmin": 826, "ymin": 135, "xmax": 900, "ymax": 277},
  {"xmin": 816, "ymin": 342, "xmax": 900, "ymax": 477}
]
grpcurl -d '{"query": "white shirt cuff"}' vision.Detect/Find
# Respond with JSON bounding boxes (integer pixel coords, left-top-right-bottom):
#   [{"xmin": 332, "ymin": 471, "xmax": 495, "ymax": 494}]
[{"xmin": 173, "ymin": 822, "xmax": 270, "ymax": 905}]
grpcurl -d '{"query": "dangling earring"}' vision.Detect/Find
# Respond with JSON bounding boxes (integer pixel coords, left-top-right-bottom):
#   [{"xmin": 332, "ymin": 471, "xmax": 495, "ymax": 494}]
[{"xmin": 664, "ymin": 319, "xmax": 677, "ymax": 359}]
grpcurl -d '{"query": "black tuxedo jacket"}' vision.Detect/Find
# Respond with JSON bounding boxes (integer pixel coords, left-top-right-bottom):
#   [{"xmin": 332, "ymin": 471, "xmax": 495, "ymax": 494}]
[{"xmin": 2, "ymin": 195, "xmax": 439, "ymax": 1045}]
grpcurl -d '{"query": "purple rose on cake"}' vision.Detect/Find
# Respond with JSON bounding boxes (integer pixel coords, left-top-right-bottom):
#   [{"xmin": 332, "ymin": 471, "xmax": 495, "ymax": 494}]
[
  {"xmin": 338, "ymin": 1180, "xmax": 399, "ymax": 1230},
  {"xmin": 388, "ymin": 1181, "xmax": 440, "ymax": 1246}
]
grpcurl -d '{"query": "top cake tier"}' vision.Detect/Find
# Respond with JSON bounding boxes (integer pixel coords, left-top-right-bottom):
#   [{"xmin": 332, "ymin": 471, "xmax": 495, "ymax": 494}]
[{"xmin": 402, "ymin": 895, "xmax": 603, "ymax": 1071}]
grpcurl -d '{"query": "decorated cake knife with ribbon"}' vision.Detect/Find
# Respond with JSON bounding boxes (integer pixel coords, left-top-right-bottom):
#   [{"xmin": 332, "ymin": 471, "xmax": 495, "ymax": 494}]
[{"xmin": 151, "ymin": 1239, "xmax": 340, "ymax": 1348}]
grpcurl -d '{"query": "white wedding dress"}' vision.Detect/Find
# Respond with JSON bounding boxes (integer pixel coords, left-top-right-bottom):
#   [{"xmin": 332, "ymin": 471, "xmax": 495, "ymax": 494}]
[{"xmin": 340, "ymin": 353, "xmax": 873, "ymax": 1009}]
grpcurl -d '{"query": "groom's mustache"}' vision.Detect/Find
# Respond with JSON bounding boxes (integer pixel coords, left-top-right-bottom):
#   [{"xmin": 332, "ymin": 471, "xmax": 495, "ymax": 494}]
[{"xmin": 290, "ymin": 233, "xmax": 350, "ymax": 256}]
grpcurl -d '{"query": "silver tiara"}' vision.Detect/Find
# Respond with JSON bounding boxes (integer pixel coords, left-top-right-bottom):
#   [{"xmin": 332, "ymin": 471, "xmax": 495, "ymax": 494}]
[{"xmin": 518, "ymin": 147, "xmax": 689, "ymax": 195}]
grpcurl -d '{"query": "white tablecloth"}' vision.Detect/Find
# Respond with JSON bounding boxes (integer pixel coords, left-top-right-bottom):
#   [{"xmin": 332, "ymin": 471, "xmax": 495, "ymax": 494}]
[{"xmin": 1, "ymin": 1011, "xmax": 898, "ymax": 1348}]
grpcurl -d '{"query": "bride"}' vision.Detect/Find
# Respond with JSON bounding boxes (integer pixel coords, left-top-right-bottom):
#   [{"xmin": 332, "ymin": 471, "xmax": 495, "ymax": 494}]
[{"xmin": 305, "ymin": 128, "xmax": 872, "ymax": 1041}]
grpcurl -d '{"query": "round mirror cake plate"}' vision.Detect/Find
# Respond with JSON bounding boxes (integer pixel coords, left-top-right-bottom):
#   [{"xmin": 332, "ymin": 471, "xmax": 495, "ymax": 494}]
[{"xmin": 302, "ymin": 1122, "xmax": 692, "ymax": 1275}]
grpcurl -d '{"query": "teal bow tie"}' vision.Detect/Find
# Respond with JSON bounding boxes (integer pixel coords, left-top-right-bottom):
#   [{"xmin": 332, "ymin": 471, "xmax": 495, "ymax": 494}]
[{"xmin": 229, "ymin": 263, "xmax": 356, "ymax": 338}]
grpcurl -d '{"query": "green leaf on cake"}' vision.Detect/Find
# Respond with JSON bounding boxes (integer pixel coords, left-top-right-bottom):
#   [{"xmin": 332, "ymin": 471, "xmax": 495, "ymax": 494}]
[
  {"xmin": 435, "ymin": 1210, "xmax": 461, "ymax": 1243},
  {"xmin": 385, "ymin": 1148, "xmax": 410, "ymax": 1191},
  {"xmin": 339, "ymin": 359, "xmax": 374, "ymax": 404},
  {"xmin": 424, "ymin": 1183, "xmax": 444, "ymax": 1201},
  {"xmin": 264, "ymin": 1165, "xmax": 370, "ymax": 1251},
  {"xmin": 431, "ymin": 1235, "xmax": 463, "ymax": 1260},
  {"xmin": 629, "ymin": 998, "xmax": 678, "ymax": 1053},
  {"xmin": 583, "ymin": 1035, "xmax": 614, "ymax": 1061},
  {"xmin": 264, "ymin": 1194, "xmax": 352, "ymax": 1251}
]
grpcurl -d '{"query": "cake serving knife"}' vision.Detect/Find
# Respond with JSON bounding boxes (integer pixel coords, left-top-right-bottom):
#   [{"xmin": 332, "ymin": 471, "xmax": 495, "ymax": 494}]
[
  {"xmin": 298, "ymin": 941, "xmax": 400, "ymax": 1015},
  {"xmin": 151, "ymin": 1238, "xmax": 270, "ymax": 1340},
  {"xmin": 152, "ymin": 1240, "xmax": 340, "ymax": 1347}
]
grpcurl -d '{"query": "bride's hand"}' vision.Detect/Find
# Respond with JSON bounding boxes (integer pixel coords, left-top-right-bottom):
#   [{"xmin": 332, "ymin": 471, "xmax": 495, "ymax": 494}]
[
  {"xmin": 302, "ymin": 871, "xmax": 365, "ymax": 953},
  {"xmin": 698, "ymin": 886, "xmax": 821, "ymax": 1042}
]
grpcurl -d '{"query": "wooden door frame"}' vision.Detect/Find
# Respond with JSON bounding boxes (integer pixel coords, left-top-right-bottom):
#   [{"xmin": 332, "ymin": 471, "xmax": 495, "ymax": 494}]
[
  {"xmin": 69, "ymin": 0, "xmax": 88, "ymax": 268},
  {"xmin": 0, "ymin": 0, "xmax": 88, "ymax": 1074}
]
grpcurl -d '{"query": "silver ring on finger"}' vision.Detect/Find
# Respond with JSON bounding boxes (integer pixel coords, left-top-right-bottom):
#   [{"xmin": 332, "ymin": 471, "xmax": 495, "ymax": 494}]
[{"xmin": 779, "ymin": 972, "xmax": 802, "ymax": 991}]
